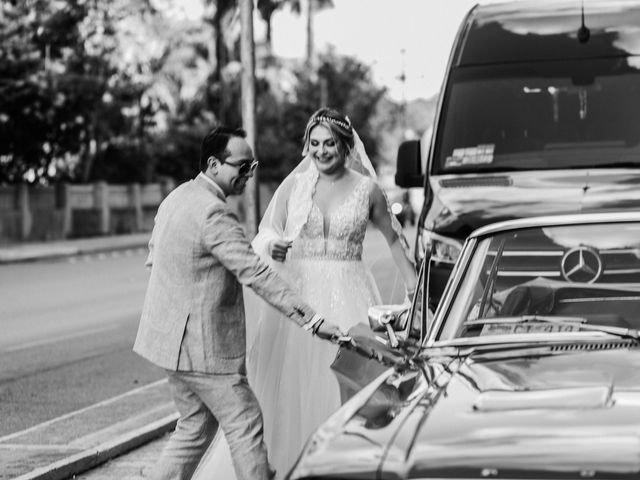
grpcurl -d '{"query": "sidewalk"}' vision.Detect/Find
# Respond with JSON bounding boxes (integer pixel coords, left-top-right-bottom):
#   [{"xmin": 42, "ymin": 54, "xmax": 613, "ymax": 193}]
[
  {"xmin": 0, "ymin": 233, "xmax": 151, "ymax": 264},
  {"xmin": 2, "ymin": 381, "xmax": 178, "ymax": 480}
]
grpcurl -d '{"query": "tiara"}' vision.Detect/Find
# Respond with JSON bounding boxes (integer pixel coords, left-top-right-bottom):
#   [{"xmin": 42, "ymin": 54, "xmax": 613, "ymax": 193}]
[{"xmin": 314, "ymin": 115, "xmax": 351, "ymax": 130}]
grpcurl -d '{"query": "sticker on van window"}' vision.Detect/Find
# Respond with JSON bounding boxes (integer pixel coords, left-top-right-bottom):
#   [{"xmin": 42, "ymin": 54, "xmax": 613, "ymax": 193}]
[{"xmin": 445, "ymin": 144, "xmax": 495, "ymax": 168}]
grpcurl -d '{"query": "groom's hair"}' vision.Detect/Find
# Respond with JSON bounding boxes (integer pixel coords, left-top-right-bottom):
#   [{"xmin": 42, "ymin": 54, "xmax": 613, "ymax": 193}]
[{"xmin": 200, "ymin": 126, "xmax": 247, "ymax": 172}]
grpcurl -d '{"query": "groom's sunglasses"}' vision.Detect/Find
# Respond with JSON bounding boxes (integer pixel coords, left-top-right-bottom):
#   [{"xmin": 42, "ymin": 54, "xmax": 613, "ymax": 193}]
[{"xmin": 224, "ymin": 159, "xmax": 259, "ymax": 177}]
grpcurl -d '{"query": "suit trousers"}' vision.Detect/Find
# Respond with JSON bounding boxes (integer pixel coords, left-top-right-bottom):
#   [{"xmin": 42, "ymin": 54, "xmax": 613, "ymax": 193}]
[{"xmin": 152, "ymin": 370, "xmax": 275, "ymax": 480}]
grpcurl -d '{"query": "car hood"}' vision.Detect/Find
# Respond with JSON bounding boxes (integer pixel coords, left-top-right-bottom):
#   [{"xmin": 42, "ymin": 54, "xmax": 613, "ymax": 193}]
[
  {"xmin": 427, "ymin": 168, "xmax": 640, "ymax": 238},
  {"xmin": 291, "ymin": 344, "xmax": 640, "ymax": 479},
  {"xmin": 401, "ymin": 346, "xmax": 640, "ymax": 478}
]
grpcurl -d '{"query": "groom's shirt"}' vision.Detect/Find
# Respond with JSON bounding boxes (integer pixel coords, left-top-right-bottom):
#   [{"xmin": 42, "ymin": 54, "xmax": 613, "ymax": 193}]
[{"xmin": 197, "ymin": 172, "xmax": 226, "ymax": 199}]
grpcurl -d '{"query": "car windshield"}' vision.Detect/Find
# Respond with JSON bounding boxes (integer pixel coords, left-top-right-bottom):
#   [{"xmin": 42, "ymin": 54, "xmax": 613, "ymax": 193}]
[
  {"xmin": 437, "ymin": 221, "xmax": 640, "ymax": 341},
  {"xmin": 434, "ymin": 58, "xmax": 640, "ymax": 174}
]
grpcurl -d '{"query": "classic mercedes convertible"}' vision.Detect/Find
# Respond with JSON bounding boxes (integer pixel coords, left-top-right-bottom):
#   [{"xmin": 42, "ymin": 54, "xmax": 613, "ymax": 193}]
[{"xmin": 288, "ymin": 212, "xmax": 640, "ymax": 480}]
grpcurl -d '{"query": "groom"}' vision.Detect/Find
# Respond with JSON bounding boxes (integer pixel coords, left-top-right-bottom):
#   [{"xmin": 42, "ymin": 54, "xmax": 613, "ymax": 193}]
[{"xmin": 134, "ymin": 126, "xmax": 341, "ymax": 480}]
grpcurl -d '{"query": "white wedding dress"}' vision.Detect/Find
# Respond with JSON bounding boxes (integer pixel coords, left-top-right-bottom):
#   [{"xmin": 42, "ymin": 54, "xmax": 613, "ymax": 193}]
[{"xmin": 248, "ymin": 174, "xmax": 382, "ymax": 478}]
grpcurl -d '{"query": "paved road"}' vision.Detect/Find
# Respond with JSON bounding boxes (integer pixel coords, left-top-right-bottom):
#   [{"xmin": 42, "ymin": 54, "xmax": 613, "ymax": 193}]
[
  {"xmin": 0, "ymin": 249, "xmax": 165, "ymax": 436},
  {"xmin": 0, "ymin": 225, "xmax": 415, "ymax": 479}
]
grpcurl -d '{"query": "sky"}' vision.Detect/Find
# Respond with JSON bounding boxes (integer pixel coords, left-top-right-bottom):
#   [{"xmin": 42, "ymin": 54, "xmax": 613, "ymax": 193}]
[
  {"xmin": 174, "ymin": 0, "xmax": 505, "ymax": 102},
  {"xmin": 270, "ymin": 0, "xmax": 503, "ymax": 101}
]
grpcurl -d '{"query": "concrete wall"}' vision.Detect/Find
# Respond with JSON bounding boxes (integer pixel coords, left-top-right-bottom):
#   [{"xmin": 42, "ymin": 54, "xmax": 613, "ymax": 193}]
[
  {"xmin": 0, "ymin": 179, "xmax": 279, "ymax": 244},
  {"xmin": 0, "ymin": 180, "xmax": 175, "ymax": 244}
]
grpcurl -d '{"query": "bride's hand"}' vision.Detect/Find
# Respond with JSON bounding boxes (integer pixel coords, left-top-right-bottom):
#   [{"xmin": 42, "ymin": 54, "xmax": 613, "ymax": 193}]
[{"xmin": 269, "ymin": 238, "xmax": 293, "ymax": 262}]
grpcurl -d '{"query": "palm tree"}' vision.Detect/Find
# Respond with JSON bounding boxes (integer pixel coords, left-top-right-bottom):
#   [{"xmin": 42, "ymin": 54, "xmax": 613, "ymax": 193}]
[
  {"xmin": 205, "ymin": 0, "xmax": 238, "ymax": 123},
  {"xmin": 291, "ymin": 0, "xmax": 333, "ymax": 66},
  {"xmin": 256, "ymin": 0, "xmax": 333, "ymax": 65},
  {"xmin": 257, "ymin": 0, "xmax": 286, "ymax": 55}
]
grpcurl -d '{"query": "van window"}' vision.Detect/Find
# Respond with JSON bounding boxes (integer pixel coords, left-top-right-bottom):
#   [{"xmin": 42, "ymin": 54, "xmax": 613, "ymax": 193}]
[{"xmin": 434, "ymin": 58, "xmax": 640, "ymax": 174}]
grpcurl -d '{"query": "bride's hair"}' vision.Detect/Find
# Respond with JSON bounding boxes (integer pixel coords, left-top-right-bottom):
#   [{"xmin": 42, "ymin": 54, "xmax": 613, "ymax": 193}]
[{"xmin": 302, "ymin": 107, "xmax": 354, "ymax": 158}]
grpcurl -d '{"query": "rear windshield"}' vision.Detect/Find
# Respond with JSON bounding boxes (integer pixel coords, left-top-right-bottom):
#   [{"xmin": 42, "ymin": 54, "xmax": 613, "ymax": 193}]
[{"xmin": 434, "ymin": 58, "xmax": 640, "ymax": 174}]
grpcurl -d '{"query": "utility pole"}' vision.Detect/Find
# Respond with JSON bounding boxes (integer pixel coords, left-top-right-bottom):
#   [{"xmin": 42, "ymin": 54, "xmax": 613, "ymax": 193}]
[
  {"xmin": 398, "ymin": 48, "xmax": 408, "ymax": 137},
  {"xmin": 304, "ymin": 0, "xmax": 314, "ymax": 68},
  {"xmin": 319, "ymin": 63, "xmax": 328, "ymax": 108},
  {"xmin": 240, "ymin": 0, "xmax": 259, "ymax": 236}
]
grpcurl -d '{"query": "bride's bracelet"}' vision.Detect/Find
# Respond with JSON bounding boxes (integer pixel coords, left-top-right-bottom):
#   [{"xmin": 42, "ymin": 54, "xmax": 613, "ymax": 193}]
[{"xmin": 303, "ymin": 313, "xmax": 324, "ymax": 335}]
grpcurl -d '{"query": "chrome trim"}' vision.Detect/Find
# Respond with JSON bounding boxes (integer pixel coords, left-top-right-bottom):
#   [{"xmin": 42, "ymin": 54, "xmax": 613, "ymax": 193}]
[
  {"xmin": 406, "ymin": 257, "xmax": 427, "ymax": 342},
  {"xmin": 411, "ymin": 478, "xmax": 586, "ymax": 480},
  {"xmin": 494, "ymin": 268, "xmax": 640, "ymax": 277},
  {"xmin": 496, "ymin": 250, "xmax": 564, "ymax": 257},
  {"xmin": 489, "ymin": 248, "xmax": 640, "ymax": 257},
  {"xmin": 426, "ymin": 236, "xmax": 477, "ymax": 346},
  {"xmin": 605, "ymin": 248, "xmax": 640, "ymax": 255},
  {"xmin": 428, "ymin": 330, "xmax": 616, "ymax": 349},
  {"xmin": 470, "ymin": 212, "xmax": 640, "ymax": 239},
  {"xmin": 559, "ymin": 296, "xmax": 640, "ymax": 303},
  {"xmin": 497, "ymin": 271, "xmax": 560, "ymax": 277}
]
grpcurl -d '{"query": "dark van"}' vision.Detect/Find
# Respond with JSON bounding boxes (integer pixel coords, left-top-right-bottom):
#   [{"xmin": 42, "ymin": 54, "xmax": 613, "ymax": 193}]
[{"xmin": 396, "ymin": 0, "xmax": 640, "ymax": 307}]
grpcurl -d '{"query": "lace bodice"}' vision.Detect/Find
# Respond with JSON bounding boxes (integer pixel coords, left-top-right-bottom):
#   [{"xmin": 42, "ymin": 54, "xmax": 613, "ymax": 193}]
[{"xmin": 289, "ymin": 176, "xmax": 370, "ymax": 261}]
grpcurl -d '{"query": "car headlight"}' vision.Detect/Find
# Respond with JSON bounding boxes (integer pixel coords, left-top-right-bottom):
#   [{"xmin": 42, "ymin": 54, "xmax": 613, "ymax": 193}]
[{"xmin": 419, "ymin": 230, "xmax": 463, "ymax": 264}]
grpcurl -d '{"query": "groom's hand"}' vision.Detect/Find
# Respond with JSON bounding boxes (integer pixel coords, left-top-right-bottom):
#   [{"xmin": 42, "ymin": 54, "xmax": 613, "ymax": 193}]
[
  {"xmin": 315, "ymin": 320, "xmax": 344, "ymax": 343},
  {"xmin": 269, "ymin": 239, "xmax": 293, "ymax": 262}
]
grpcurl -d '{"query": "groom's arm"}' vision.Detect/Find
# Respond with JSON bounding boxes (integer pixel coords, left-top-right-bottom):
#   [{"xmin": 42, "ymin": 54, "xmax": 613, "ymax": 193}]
[{"xmin": 203, "ymin": 203, "xmax": 315, "ymax": 328}]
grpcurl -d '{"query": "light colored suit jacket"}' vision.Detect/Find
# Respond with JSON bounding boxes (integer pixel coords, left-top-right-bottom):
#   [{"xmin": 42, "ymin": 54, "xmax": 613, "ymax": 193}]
[{"xmin": 133, "ymin": 175, "xmax": 314, "ymax": 374}]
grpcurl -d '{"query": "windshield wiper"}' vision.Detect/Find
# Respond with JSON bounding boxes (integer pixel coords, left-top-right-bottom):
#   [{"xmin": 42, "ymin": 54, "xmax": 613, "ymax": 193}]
[{"xmin": 465, "ymin": 315, "xmax": 640, "ymax": 341}]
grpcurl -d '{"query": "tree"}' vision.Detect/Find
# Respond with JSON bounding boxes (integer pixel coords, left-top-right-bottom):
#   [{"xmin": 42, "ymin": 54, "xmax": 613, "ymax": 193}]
[
  {"xmin": 0, "ymin": 0, "xmax": 99, "ymax": 183},
  {"xmin": 254, "ymin": 50, "xmax": 386, "ymax": 182},
  {"xmin": 0, "ymin": 0, "xmax": 393, "ymax": 189},
  {"xmin": 255, "ymin": 0, "xmax": 333, "ymax": 64},
  {"xmin": 256, "ymin": 0, "xmax": 285, "ymax": 55},
  {"xmin": 0, "ymin": 0, "xmax": 172, "ymax": 184},
  {"xmin": 290, "ymin": 0, "xmax": 333, "ymax": 66},
  {"xmin": 203, "ymin": 0, "xmax": 242, "ymax": 125}
]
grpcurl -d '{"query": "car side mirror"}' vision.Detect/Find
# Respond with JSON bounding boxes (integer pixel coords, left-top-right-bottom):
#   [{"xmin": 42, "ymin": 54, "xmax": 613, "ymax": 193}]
[
  {"xmin": 395, "ymin": 140, "xmax": 424, "ymax": 188},
  {"xmin": 368, "ymin": 304, "xmax": 409, "ymax": 348}
]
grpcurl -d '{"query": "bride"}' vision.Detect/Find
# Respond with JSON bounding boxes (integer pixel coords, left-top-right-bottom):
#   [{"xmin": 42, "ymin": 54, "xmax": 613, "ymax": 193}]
[{"xmin": 192, "ymin": 107, "xmax": 416, "ymax": 479}]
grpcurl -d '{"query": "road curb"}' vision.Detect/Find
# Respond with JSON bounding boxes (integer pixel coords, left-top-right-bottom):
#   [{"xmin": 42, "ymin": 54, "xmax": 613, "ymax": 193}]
[
  {"xmin": 0, "ymin": 247, "xmax": 81, "ymax": 265},
  {"xmin": 13, "ymin": 413, "xmax": 178, "ymax": 480},
  {"xmin": 0, "ymin": 240, "xmax": 149, "ymax": 265}
]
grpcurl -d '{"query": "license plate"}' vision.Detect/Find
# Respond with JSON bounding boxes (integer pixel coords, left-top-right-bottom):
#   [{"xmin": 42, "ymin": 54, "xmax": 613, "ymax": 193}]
[{"xmin": 481, "ymin": 323, "xmax": 579, "ymax": 336}]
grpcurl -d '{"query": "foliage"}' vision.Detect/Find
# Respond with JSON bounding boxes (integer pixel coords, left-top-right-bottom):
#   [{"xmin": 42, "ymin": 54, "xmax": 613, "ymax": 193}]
[
  {"xmin": 0, "ymin": 0, "xmax": 398, "ymax": 187},
  {"xmin": 254, "ymin": 50, "xmax": 387, "ymax": 181},
  {"xmin": 0, "ymin": 0, "xmax": 208, "ymax": 184},
  {"xmin": 1, "ymin": 0, "xmax": 92, "ymax": 183}
]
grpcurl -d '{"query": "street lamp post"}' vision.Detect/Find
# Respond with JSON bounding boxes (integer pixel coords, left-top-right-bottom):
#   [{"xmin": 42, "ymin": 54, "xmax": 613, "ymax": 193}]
[{"xmin": 399, "ymin": 48, "xmax": 407, "ymax": 136}]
